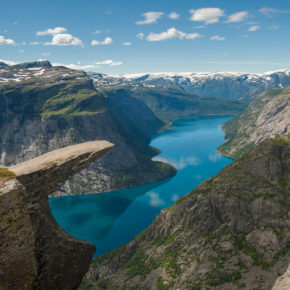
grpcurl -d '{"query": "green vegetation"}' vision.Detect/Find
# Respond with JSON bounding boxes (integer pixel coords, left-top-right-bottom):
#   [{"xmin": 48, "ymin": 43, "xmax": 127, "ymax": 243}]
[
  {"xmin": 41, "ymin": 85, "xmax": 104, "ymax": 117},
  {"xmin": 125, "ymin": 249, "xmax": 160, "ymax": 279},
  {"xmin": 207, "ymin": 271, "xmax": 242, "ymax": 286},
  {"xmin": 0, "ymin": 168, "xmax": 16, "ymax": 178}
]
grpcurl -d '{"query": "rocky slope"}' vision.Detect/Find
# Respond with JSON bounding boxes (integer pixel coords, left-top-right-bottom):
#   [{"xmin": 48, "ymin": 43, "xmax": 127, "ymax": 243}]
[
  {"xmin": 0, "ymin": 61, "xmax": 176, "ymax": 195},
  {"xmin": 273, "ymin": 264, "xmax": 290, "ymax": 289},
  {"xmin": 81, "ymin": 134, "xmax": 290, "ymax": 290},
  {"xmin": 218, "ymin": 87, "xmax": 290, "ymax": 158},
  {"xmin": 0, "ymin": 141, "xmax": 113, "ymax": 290},
  {"xmin": 89, "ymin": 69, "xmax": 290, "ymax": 101}
]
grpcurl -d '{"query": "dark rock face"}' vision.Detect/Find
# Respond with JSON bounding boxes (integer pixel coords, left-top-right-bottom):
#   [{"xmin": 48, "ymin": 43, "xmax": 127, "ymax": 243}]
[
  {"xmin": 0, "ymin": 141, "xmax": 113, "ymax": 290},
  {"xmin": 82, "ymin": 135, "xmax": 290, "ymax": 290}
]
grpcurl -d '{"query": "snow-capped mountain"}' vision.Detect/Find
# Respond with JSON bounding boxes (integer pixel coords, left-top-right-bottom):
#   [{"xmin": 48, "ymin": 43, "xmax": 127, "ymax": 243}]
[{"xmin": 89, "ymin": 70, "xmax": 290, "ymax": 101}]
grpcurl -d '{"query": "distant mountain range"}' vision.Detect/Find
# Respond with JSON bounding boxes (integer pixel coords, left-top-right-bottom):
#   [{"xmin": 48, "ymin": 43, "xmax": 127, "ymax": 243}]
[{"xmin": 89, "ymin": 70, "xmax": 290, "ymax": 101}]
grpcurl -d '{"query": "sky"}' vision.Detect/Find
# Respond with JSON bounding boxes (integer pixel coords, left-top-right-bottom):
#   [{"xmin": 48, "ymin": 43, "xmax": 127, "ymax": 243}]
[{"xmin": 1, "ymin": 0, "xmax": 290, "ymax": 74}]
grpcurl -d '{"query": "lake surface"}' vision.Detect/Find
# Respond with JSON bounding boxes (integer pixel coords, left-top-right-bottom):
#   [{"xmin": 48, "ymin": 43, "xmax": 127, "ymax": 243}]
[{"xmin": 49, "ymin": 115, "xmax": 232, "ymax": 256}]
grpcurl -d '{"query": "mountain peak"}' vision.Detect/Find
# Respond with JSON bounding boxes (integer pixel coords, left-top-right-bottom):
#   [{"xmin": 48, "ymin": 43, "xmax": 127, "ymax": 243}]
[{"xmin": 11, "ymin": 60, "xmax": 52, "ymax": 69}]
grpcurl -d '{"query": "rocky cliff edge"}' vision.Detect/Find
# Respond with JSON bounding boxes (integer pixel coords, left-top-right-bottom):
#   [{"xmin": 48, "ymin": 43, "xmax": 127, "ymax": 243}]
[{"xmin": 0, "ymin": 140, "xmax": 113, "ymax": 290}]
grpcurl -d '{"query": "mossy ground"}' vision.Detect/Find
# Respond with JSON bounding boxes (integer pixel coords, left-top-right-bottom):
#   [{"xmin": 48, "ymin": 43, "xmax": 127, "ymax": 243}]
[{"xmin": 0, "ymin": 168, "xmax": 16, "ymax": 187}]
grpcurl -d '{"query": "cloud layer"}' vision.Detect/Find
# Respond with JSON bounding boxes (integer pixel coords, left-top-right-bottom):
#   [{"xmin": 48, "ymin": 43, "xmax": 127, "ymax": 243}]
[
  {"xmin": 91, "ymin": 37, "xmax": 113, "ymax": 46},
  {"xmin": 136, "ymin": 12, "xmax": 164, "ymax": 25},
  {"xmin": 146, "ymin": 27, "xmax": 201, "ymax": 42},
  {"xmin": 226, "ymin": 11, "xmax": 248, "ymax": 23},
  {"xmin": 0, "ymin": 35, "xmax": 15, "ymax": 45},
  {"xmin": 190, "ymin": 8, "xmax": 225, "ymax": 24}
]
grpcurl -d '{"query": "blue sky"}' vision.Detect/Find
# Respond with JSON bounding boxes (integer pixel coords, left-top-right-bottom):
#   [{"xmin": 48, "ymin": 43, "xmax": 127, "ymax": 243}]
[{"xmin": 1, "ymin": 0, "xmax": 290, "ymax": 74}]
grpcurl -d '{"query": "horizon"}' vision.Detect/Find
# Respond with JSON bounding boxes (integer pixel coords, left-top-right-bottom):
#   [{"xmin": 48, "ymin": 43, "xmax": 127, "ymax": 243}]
[
  {"xmin": 0, "ymin": 59, "xmax": 290, "ymax": 77},
  {"xmin": 1, "ymin": 0, "xmax": 290, "ymax": 74},
  {"xmin": 2, "ymin": 59, "xmax": 290, "ymax": 76}
]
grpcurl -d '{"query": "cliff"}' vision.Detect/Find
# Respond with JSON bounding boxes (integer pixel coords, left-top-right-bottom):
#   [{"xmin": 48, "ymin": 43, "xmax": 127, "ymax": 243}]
[
  {"xmin": 0, "ymin": 141, "xmax": 113, "ymax": 290},
  {"xmin": 218, "ymin": 87, "xmax": 290, "ymax": 158},
  {"xmin": 82, "ymin": 135, "xmax": 290, "ymax": 289},
  {"xmin": 0, "ymin": 61, "xmax": 175, "ymax": 196}
]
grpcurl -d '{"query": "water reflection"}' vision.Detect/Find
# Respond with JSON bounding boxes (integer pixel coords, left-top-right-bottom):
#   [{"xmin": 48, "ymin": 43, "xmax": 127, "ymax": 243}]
[
  {"xmin": 50, "ymin": 115, "xmax": 233, "ymax": 257},
  {"xmin": 49, "ymin": 179, "xmax": 170, "ymax": 249}
]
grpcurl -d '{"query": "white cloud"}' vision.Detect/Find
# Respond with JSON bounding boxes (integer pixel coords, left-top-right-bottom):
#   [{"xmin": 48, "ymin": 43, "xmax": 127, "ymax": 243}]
[
  {"xmin": 42, "ymin": 52, "xmax": 50, "ymax": 56},
  {"xmin": 190, "ymin": 8, "xmax": 225, "ymax": 24},
  {"xmin": 45, "ymin": 33, "xmax": 83, "ymax": 46},
  {"xmin": 136, "ymin": 11, "xmax": 164, "ymax": 25},
  {"xmin": 110, "ymin": 61, "xmax": 122, "ymax": 66},
  {"xmin": 209, "ymin": 153, "xmax": 222, "ymax": 162},
  {"xmin": 168, "ymin": 11, "xmax": 180, "ymax": 20},
  {"xmin": 136, "ymin": 33, "xmax": 145, "ymax": 39},
  {"xmin": 36, "ymin": 27, "xmax": 67, "ymax": 36},
  {"xmin": 248, "ymin": 25, "xmax": 261, "ymax": 32},
  {"xmin": 95, "ymin": 59, "xmax": 113, "ymax": 65},
  {"xmin": 0, "ymin": 59, "xmax": 17, "ymax": 65},
  {"xmin": 147, "ymin": 192, "xmax": 164, "ymax": 207},
  {"xmin": 226, "ymin": 11, "xmax": 248, "ymax": 23},
  {"xmin": 0, "ymin": 35, "xmax": 15, "ymax": 45},
  {"xmin": 94, "ymin": 30, "xmax": 102, "ymax": 34},
  {"xmin": 52, "ymin": 62, "xmax": 95, "ymax": 70},
  {"xmin": 146, "ymin": 27, "xmax": 201, "ymax": 42},
  {"xmin": 95, "ymin": 59, "xmax": 122, "ymax": 66},
  {"xmin": 91, "ymin": 37, "xmax": 113, "ymax": 46},
  {"xmin": 211, "ymin": 35, "xmax": 225, "ymax": 41},
  {"xmin": 122, "ymin": 42, "xmax": 132, "ymax": 46}
]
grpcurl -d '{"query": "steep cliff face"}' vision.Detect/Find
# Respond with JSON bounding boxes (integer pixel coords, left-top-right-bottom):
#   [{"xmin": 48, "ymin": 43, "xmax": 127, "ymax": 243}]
[
  {"xmin": 0, "ymin": 141, "xmax": 113, "ymax": 290},
  {"xmin": 218, "ymin": 88, "xmax": 290, "ymax": 158},
  {"xmin": 82, "ymin": 135, "xmax": 290, "ymax": 290},
  {"xmin": 0, "ymin": 61, "xmax": 175, "ymax": 195}
]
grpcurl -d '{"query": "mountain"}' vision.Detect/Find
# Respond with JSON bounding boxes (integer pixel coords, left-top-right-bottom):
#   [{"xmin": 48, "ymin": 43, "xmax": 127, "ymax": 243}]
[
  {"xmin": 82, "ymin": 134, "xmax": 290, "ymax": 290},
  {"xmin": 89, "ymin": 70, "xmax": 290, "ymax": 101},
  {"xmin": 0, "ymin": 61, "xmax": 176, "ymax": 195},
  {"xmin": 218, "ymin": 87, "xmax": 290, "ymax": 158},
  {"xmin": 103, "ymin": 86, "xmax": 245, "ymax": 123}
]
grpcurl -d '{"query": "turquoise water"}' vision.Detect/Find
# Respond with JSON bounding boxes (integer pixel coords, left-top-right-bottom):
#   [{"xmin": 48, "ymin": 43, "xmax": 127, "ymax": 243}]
[{"xmin": 49, "ymin": 115, "xmax": 232, "ymax": 256}]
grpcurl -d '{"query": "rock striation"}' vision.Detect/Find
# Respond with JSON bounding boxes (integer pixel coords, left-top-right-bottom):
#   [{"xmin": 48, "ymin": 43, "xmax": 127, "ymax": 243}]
[
  {"xmin": 0, "ymin": 140, "xmax": 113, "ymax": 290},
  {"xmin": 82, "ymin": 135, "xmax": 290, "ymax": 289},
  {"xmin": 218, "ymin": 87, "xmax": 290, "ymax": 158}
]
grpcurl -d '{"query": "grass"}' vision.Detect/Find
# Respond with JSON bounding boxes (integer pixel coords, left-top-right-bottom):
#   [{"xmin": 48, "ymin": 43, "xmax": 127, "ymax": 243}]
[
  {"xmin": 0, "ymin": 168, "xmax": 16, "ymax": 178},
  {"xmin": 0, "ymin": 168, "xmax": 16, "ymax": 187}
]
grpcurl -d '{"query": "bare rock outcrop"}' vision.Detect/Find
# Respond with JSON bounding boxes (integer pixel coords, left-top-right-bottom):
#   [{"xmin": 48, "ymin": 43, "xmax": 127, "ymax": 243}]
[
  {"xmin": 273, "ymin": 264, "xmax": 290, "ymax": 290},
  {"xmin": 218, "ymin": 87, "xmax": 290, "ymax": 158},
  {"xmin": 0, "ymin": 140, "xmax": 113, "ymax": 290}
]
